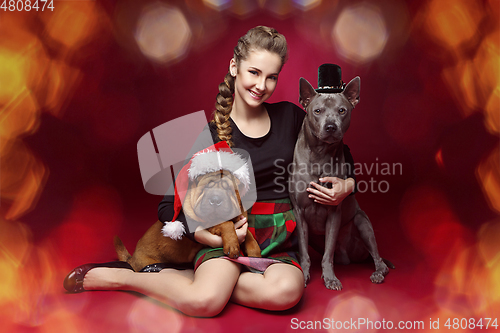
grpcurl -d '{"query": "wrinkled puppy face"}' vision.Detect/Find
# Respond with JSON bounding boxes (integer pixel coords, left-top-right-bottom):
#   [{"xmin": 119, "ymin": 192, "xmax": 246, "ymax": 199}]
[
  {"xmin": 188, "ymin": 170, "xmax": 242, "ymax": 225},
  {"xmin": 299, "ymin": 77, "xmax": 360, "ymax": 144}
]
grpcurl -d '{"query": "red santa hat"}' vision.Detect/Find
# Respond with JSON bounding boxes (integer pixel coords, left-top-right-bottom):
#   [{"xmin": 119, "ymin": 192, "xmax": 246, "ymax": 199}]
[{"xmin": 161, "ymin": 141, "xmax": 251, "ymax": 240}]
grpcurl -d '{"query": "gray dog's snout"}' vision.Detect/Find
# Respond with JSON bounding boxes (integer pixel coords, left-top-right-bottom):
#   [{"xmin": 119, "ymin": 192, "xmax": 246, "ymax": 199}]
[
  {"xmin": 209, "ymin": 195, "xmax": 223, "ymax": 206},
  {"xmin": 325, "ymin": 124, "xmax": 337, "ymax": 133}
]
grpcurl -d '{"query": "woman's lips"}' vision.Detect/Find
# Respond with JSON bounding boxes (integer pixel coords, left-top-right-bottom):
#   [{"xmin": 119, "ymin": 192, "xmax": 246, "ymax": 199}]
[{"xmin": 249, "ymin": 90, "xmax": 263, "ymax": 100}]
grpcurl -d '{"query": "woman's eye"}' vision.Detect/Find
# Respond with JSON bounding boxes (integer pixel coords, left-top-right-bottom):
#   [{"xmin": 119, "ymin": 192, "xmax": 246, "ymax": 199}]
[
  {"xmin": 339, "ymin": 108, "xmax": 346, "ymax": 115},
  {"xmin": 249, "ymin": 70, "xmax": 258, "ymax": 75},
  {"xmin": 268, "ymin": 76, "xmax": 278, "ymax": 81},
  {"xmin": 314, "ymin": 109, "xmax": 321, "ymax": 114}
]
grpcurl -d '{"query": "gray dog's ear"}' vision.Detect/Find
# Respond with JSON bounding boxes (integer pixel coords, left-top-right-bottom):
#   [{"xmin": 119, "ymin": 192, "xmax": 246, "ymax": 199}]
[
  {"xmin": 299, "ymin": 78, "xmax": 317, "ymax": 108},
  {"xmin": 343, "ymin": 77, "xmax": 360, "ymax": 107}
]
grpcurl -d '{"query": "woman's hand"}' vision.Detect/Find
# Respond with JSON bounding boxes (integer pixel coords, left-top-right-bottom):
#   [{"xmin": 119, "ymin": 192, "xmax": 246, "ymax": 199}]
[
  {"xmin": 194, "ymin": 227, "xmax": 223, "ymax": 248},
  {"xmin": 307, "ymin": 177, "xmax": 355, "ymax": 206},
  {"xmin": 234, "ymin": 215, "xmax": 248, "ymax": 244},
  {"xmin": 193, "ymin": 215, "xmax": 248, "ymax": 247}
]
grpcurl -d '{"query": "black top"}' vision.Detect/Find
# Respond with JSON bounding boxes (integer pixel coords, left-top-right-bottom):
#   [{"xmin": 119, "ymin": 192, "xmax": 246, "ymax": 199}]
[
  {"xmin": 221, "ymin": 101, "xmax": 305, "ymax": 200},
  {"xmin": 157, "ymin": 101, "xmax": 356, "ymax": 234}
]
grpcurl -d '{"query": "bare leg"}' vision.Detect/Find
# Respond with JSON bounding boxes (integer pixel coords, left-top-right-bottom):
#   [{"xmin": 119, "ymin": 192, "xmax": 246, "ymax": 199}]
[
  {"xmin": 230, "ymin": 263, "xmax": 304, "ymax": 311},
  {"xmin": 82, "ymin": 258, "xmax": 240, "ymax": 317}
]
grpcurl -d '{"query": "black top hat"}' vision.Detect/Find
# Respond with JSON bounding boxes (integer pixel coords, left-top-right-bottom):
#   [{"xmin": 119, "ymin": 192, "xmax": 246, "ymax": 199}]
[{"xmin": 315, "ymin": 64, "xmax": 345, "ymax": 93}]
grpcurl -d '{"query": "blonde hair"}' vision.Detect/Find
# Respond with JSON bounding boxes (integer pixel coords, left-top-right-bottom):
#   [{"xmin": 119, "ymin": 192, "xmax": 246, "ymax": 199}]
[{"xmin": 212, "ymin": 26, "xmax": 288, "ymax": 147}]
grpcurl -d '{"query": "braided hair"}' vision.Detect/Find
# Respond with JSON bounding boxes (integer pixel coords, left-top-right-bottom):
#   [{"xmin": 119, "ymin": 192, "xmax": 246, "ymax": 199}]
[{"xmin": 211, "ymin": 26, "xmax": 288, "ymax": 147}]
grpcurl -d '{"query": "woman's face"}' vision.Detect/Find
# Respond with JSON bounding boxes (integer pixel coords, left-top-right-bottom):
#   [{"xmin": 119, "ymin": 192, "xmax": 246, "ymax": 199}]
[{"xmin": 230, "ymin": 49, "xmax": 282, "ymax": 110}]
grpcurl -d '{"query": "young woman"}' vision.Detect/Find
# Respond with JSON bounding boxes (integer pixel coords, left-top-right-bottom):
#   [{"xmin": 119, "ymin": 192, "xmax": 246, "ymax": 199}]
[{"xmin": 64, "ymin": 26, "xmax": 355, "ymax": 317}]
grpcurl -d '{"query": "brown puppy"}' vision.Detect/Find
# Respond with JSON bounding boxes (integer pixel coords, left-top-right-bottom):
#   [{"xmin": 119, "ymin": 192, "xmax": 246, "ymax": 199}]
[{"xmin": 114, "ymin": 169, "xmax": 261, "ymax": 272}]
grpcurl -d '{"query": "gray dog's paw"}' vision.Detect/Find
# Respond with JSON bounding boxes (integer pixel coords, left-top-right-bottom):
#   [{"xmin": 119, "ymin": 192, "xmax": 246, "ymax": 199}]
[
  {"xmin": 303, "ymin": 271, "xmax": 310, "ymax": 287},
  {"xmin": 300, "ymin": 260, "xmax": 311, "ymax": 286},
  {"xmin": 370, "ymin": 271, "xmax": 385, "ymax": 284},
  {"xmin": 371, "ymin": 259, "xmax": 389, "ymax": 283},
  {"xmin": 323, "ymin": 275, "xmax": 343, "ymax": 290},
  {"xmin": 301, "ymin": 265, "xmax": 311, "ymax": 286}
]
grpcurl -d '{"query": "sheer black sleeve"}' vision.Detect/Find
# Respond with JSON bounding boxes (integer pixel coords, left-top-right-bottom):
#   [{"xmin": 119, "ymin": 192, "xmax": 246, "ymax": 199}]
[{"xmin": 157, "ymin": 123, "xmax": 217, "ymax": 241}]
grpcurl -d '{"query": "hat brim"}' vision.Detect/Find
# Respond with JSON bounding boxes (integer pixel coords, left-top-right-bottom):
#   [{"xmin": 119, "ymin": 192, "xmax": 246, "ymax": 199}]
[{"xmin": 315, "ymin": 88, "xmax": 344, "ymax": 93}]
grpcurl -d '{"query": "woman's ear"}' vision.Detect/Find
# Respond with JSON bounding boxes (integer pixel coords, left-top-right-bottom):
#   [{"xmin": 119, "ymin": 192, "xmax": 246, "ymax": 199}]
[{"xmin": 229, "ymin": 58, "xmax": 237, "ymax": 77}]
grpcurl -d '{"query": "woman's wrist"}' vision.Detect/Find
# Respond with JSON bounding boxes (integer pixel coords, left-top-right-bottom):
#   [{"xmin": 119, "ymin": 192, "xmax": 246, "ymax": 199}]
[{"xmin": 194, "ymin": 228, "xmax": 223, "ymax": 247}]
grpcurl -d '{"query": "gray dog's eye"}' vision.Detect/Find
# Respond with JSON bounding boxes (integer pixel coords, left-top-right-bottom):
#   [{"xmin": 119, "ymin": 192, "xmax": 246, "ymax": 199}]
[
  {"xmin": 339, "ymin": 108, "xmax": 346, "ymax": 115},
  {"xmin": 313, "ymin": 109, "xmax": 321, "ymax": 114}
]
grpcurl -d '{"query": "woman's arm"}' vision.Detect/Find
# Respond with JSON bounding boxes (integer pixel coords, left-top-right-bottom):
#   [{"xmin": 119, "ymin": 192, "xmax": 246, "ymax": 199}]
[
  {"xmin": 194, "ymin": 216, "xmax": 248, "ymax": 247},
  {"xmin": 157, "ymin": 123, "xmax": 218, "ymax": 240},
  {"xmin": 306, "ymin": 144, "xmax": 357, "ymax": 206}
]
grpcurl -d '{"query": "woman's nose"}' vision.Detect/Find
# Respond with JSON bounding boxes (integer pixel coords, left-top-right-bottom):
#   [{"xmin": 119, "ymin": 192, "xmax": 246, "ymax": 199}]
[{"xmin": 255, "ymin": 78, "xmax": 266, "ymax": 91}]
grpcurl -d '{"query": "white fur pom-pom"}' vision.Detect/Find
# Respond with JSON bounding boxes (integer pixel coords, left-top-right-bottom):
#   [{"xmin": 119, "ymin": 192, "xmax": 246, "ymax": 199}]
[{"xmin": 161, "ymin": 221, "xmax": 185, "ymax": 240}]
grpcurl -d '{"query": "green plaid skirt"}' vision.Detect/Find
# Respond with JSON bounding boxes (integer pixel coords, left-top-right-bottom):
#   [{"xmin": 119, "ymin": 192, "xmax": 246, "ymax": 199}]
[{"xmin": 194, "ymin": 198, "xmax": 302, "ymax": 273}]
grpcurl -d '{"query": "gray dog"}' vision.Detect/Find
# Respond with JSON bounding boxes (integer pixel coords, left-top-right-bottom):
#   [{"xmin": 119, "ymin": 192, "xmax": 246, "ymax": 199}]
[{"xmin": 289, "ymin": 76, "xmax": 392, "ymax": 290}]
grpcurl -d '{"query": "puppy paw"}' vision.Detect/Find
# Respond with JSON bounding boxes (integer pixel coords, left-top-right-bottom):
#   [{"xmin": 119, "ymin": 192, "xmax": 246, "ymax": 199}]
[
  {"xmin": 244, "ymin": 242, "xmax": 262, "ymax": 258},
  {"xmin": 223, "ymin": 244, "xmax": 240, "ymax": 259}
]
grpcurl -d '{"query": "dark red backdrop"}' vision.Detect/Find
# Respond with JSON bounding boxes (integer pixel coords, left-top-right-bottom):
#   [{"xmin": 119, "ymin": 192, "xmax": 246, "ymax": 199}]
[{"xmin": 1, "ymin": 0, "xmax": 499, "ymax": 332}]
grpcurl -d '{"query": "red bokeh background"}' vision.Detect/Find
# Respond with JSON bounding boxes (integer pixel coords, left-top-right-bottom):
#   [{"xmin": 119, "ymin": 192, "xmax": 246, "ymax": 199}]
[{"xmin": 1, "ymin": 0, "xmax": 499, "ymax": 332}]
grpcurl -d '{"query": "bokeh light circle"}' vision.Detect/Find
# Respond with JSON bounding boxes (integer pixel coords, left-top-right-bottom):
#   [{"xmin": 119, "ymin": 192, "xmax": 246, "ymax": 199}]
[
  {"xmin": 423, "ymin": 0, "xmax": 483, "ymax": 50},
  {"xmin": 332, "ymin": 3, "xmax": 388, "ymax": 64},
  {"xmin": 324, "ymin": 292, "xmax": 381, "ymax": 332},
  {"xmin": 135, "ymin": 3, "xmax": 192, "ymax": 64},
  {"xmin": 293, "ymin": 0, "xmax": 321, "ymax": 11},
  {"xmin": 203, "ymin": 0, "xmax": 231, "ymax": 11}
]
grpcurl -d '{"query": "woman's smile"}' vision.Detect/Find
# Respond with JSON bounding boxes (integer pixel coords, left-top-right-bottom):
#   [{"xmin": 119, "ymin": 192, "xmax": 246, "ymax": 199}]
[
  {"xmin": 231, "ymin": 49, "xmax": 282, "ymax": 110},
  {"xmin": 249, "ymin": 89, "xmax": 264, "ymax": 100}
]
